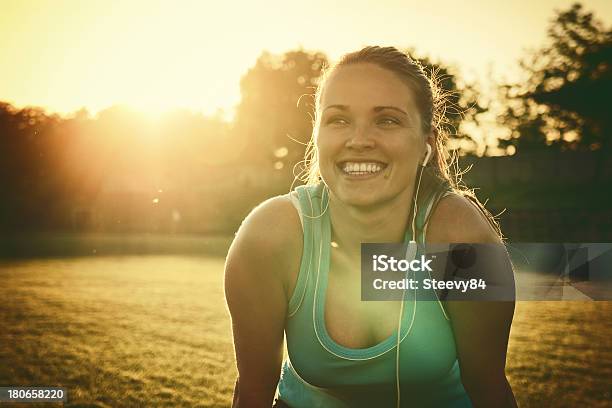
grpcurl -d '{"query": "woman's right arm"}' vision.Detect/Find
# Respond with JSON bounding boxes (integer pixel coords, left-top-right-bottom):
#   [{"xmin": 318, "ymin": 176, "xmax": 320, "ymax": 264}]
[{"xmin": 224, "ymin": 196, "xmax": 302, "ymax": 408}]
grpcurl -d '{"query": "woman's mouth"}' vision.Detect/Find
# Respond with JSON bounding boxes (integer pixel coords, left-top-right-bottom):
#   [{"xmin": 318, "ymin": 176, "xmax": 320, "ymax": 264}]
[{"xmin": 339, "ymin": 161, "xmax": 388, "ymax": 177}]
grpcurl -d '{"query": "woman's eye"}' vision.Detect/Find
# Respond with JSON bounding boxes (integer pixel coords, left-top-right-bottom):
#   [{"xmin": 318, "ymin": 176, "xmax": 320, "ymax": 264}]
[
  {"xmin": 378, "ymin": 117, "xmax": 400, "ymax": 126},
  {"xmin": 327, "ymin": 117, "xmax": 349, "ymax": 126}
]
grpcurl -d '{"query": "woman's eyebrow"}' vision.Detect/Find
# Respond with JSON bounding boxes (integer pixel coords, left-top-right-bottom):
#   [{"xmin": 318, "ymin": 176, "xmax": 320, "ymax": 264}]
[
  {"xmin": 322, "ymin": 104, "xmax": 348, "ymax": 113},
  {"xmin": 322, "ymin": 105, "xmax": 408, "ymax": 116},
  {"xmin": 373, "ymin": 106, "xmax": 408, "ymax": 116}
]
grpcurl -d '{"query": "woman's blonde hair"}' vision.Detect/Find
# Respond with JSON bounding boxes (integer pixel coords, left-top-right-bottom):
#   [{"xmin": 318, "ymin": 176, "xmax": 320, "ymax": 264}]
[{"xmin": 300, "ymin": 46, "xmax": 502, "ymax": 237}]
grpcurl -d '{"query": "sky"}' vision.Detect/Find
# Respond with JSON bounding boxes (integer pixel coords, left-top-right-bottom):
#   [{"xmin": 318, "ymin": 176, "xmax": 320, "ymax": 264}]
[{"xmin": 1, "ymin": 0, "xmax": 611, "ymax": 118}]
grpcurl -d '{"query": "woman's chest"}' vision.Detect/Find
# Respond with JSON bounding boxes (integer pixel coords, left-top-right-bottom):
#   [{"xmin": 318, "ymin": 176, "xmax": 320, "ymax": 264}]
[
  {"xmin": 322, "ymin": 258, "xmax": 404, "ymax": 343},
  {"xmin": 324, "ymin": 248, "xmax": 449, "ymax": 349}
]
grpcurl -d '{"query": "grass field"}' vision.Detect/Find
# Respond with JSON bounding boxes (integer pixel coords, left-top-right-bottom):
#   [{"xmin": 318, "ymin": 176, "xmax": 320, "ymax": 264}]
[{"xmin": 0, "ymin": 255, "xmax": 610, "ymax": 407}]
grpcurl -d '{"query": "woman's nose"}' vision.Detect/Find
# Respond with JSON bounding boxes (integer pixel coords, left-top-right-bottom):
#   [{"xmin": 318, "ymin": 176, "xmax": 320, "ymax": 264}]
[{"xmin": 345, "ymin": 126, "xmax": 375, "ymax": 149}]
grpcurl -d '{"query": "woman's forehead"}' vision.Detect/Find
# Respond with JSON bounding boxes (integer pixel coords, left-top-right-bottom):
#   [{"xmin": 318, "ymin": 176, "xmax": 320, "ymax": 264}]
[{"xmin": 320, "ymin": 63, "xmax": 416, "ymax": 110}]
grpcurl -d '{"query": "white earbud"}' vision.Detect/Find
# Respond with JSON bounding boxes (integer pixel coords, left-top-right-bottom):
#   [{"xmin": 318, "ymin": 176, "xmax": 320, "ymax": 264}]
[{"xmin": 422, "ymin": 144, "xmax": 432, "ymax": 167}]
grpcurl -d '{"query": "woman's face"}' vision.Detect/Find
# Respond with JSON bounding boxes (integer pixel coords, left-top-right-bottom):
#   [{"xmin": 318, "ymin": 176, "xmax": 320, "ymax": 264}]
[{"xmin": 316, "ymin": 63, "xmax": 429, "ymax": 208}]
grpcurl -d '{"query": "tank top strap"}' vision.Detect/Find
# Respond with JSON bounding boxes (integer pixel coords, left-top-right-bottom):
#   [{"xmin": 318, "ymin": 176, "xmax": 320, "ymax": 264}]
[
  {"xmin": 286, "ymin": 183, "xmax": 327, "ymax": 317},
  {"xmin": 414, "ymin": 169, "xmax": 454, "ymax": 245}
]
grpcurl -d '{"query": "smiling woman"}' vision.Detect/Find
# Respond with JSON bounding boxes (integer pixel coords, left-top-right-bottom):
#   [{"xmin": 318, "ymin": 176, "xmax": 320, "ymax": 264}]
[{"xmin": 224, "ymin": 46, "xmax": 517, "ymax": 408}]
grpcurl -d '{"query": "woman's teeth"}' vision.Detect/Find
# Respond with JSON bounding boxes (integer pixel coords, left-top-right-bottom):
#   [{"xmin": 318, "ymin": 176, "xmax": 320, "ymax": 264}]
[{"xmin": 341, "ymin": 162, "xmax": 385, "ymax": 175}]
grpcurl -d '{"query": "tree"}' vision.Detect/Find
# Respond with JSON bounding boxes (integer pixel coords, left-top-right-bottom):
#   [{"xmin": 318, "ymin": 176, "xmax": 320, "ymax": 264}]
[
  {"xmin": 407, "ymin": 50, "xmax": 487, "ymax": 155},
  {"xmin": 232, "ymin": 49, "xmax": 328, "ymax": 179},
  {"xmin": 499, "ymin": 3, "xmax": 612, "ymax": 153}
]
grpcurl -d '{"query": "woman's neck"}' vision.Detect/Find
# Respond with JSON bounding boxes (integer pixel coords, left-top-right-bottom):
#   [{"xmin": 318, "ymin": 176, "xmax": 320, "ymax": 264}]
[{"xmin": 327, "ymin": 187, "xmax": 414, "ymax": 260}]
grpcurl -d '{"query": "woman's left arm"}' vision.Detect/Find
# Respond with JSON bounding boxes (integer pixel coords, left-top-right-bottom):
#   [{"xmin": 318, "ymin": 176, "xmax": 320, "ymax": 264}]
[
  {"xmin": 428, "ymin": 194, "xmax": 518, "ymax": 408},
  {"xmin": 446, "ymin": 300, "xmax": 517, "ymax": 408}
]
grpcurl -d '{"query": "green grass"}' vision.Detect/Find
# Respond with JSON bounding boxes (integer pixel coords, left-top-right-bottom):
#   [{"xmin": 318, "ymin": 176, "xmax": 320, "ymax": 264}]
[
  {"xmin": 0, "ymin": 256, "xmax": 610, "ymax": 407},
  {"xmin": 0, "ymin": 256, "xmax": 236, "ymax": 407}
]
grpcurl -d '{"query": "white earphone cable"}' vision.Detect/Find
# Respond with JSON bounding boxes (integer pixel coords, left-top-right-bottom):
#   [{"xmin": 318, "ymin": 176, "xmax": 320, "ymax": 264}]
[{"xmin": 397, "ymin": 146, "xmax": 431, "ymax": 408}]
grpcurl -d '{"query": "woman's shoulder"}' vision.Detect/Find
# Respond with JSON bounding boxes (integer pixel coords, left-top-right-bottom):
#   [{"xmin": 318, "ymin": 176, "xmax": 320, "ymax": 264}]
[
  {"xmin": 236, "ymin": 193, "xmax": 302, "ymax": 243},
  {"xmin": 226, "ymin": 193, "xmax": 303, "ymax": 291},
  {"xmin": 426, "ymin": 192, "xmax": 501, "ymax": 244}
]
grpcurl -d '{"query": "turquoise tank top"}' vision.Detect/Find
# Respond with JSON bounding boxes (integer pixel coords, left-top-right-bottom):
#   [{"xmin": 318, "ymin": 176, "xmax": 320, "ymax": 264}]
[{"xmin": 277, "ymin": 174, "xmax": 473, "ymax": 408}]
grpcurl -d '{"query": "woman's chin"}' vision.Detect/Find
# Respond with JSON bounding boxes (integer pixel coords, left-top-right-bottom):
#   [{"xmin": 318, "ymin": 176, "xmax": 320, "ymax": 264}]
[{"xmin": 334, "ymin": 188, "xmax": 387, "ymax": 208}]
